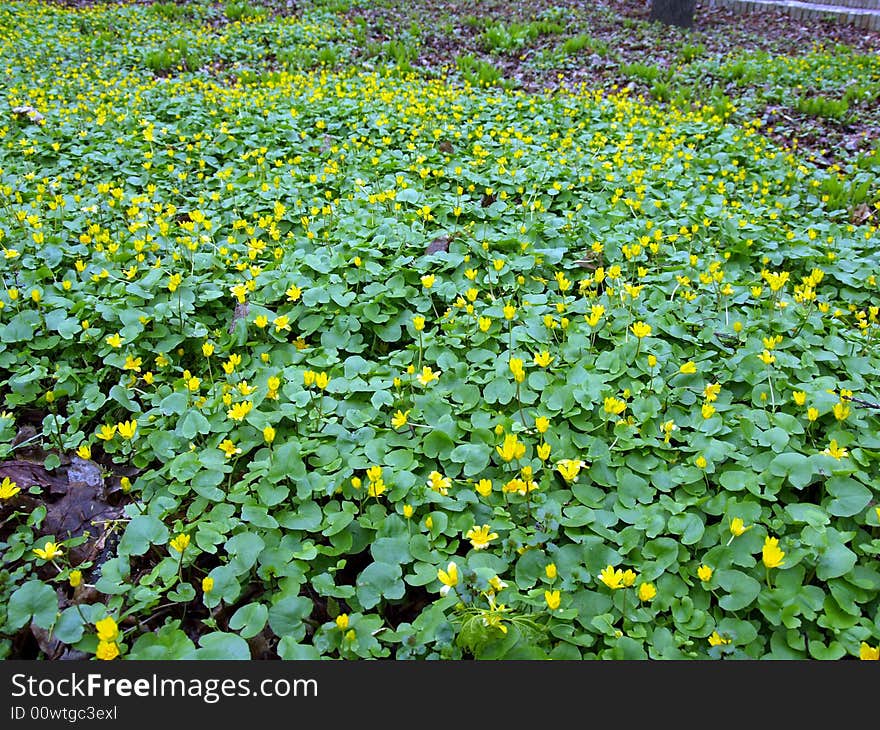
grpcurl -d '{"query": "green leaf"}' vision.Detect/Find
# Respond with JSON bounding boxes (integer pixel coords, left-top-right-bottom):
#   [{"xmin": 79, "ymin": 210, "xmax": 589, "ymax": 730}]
[
  {"xmin": 667, "ymin": 513, "xmax": 705, "ymax": 545},
  {"xmin": 159, "ymin": 391, "xmax": 189, "ymax": 416},
  {"xmin": 229, "ymin": 602, "xmax": 269, "ymax": 639},
  {"xmin": 422, "ymin": 429, "xmax": 454, "ymax": 459},
  {"xmin": 2, "ymin": 311, "xmax": 39, "ymax": 342},
  {"xmin": 824, "ymin": 477, "xmax": 872, "ymax": 517},
  {"xmin": 194, "ymin": 632, "xmax": 251, "ymax": 660},
  {"xmin": 118, "ymin": 515, "xmax": 169, "ymax": 557},
  {"xmin": 371, "ymin": 535, "xmax": 412, "ymax": 566},
  {"xmin": 716, "ymin": 569, "xmax": 761, "ymax": 611},
  {"xmin": 7, "ymin": 581, "xmax": 58, "ymax": 630},
  {"xmin": 784, "ymin": 503, "xmax": 829, "ymax": 528},
  {"xmin": 277, "ymin": 638, "xmax": 322, "ymax": 659},
  {"xmin": 224, "ymin": 532, "xmax": 266, "ymax": 574},
  {"xmin": 816, "ymin": 541, "xmax": 857, "ymax": 581},
  {"xmin": 128, "ymin": 622, "xmax": 196, "ymax": 659},
  {"xmin": 52, "ymin": 607, "xmax": 85, "ymax": 644},
  {"xmin": 268, "ymin": 596, "xmax": 314, "ymax": 637},
  {"xmin": 449, "ymin": 442, "xmax": 492, "ymax": 477},
  {"xmin": 177, "ymin": 410, "xmax": 211, "ymax": 439},
  {"xmin": 356, "ymin": 561, "xmax": 405, "ymax": 609},
  {"xmin": 767, "ymin": 452, "xmax": 814, "ymax": 489}
]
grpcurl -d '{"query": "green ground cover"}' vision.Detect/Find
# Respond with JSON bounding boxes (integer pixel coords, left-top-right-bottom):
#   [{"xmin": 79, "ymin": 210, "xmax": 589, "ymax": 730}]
[{"xmin": 0, "ymin": 0, "xmax": 878, "ymax": 660}]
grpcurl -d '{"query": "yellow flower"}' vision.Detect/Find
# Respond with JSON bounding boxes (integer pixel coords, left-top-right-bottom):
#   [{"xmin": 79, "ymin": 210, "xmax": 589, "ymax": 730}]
[
  {"xmin": 33, "ymin": 541, "xmax": 63, "ymax": 560},
  {"xmin": 96, "ymin": 616, "xmax": 119, "ymax": 643},
  {"xmin": 117, "ymin": 420, "xmax": 137, "ymax": 440},
  {"xmin": 402, "ymin": 504, "xmax": 414, "ymax": 519},
  {"xmin": 105, "ymin": 333, "xmax": 123, "ymax": 348},
  {"xmin": 335, "ymin": 614, "xmax": 350, "ymax": 630},
  {"xmin": 465, "ymin": 524, "xmax": 498, "ymax": 551},
  {"xmin": 533, "ymin": 351, "xmax": 553, "ymax": 368},
  {"xmin": 95, "ymin": 641, "xmax": 120, "ymax": 661},
  {"xmin": 496, "ymin": 433, "xmax": 525, "ymax": 462},
  {"xmin": 701, "ymin": 403, "xmax": 716, "ymax": 419},
  {"xmin": 437, "ymin": 562, "xmax": 458, "ymax": 596},
  {"xmin": 170, "ymin": 533, "xmax": 190, "ymax": 553},
  {"xmin": 792, "ymin": 391, "xmax": 806, "ymax": 406},
  {"xmin": 219, "ymin": 439, "xmax": 241, "ymax": 459},
  {"xmin": 202, "ymin": 577, "xmax": 214, "ymax": 593},
  {"xmin": 859, "ymin": 642, "xmax": 879, "ymax": 660},
  {"xmin": 503, "ymin": 304, "xmax": 516, "ymax": 320},
  {"xmin": 762, "ymin": 334, "xmax": 783, "ymax": 350},
  {"xmin": 0, "ymin": 477, "xmax": 21, "ymax": 500},
  {"xmin": 263, "ymin": 426, "xmax": 276, "ymax": 444},
  {"xmin": 703, "ymin": 383, "xmax": 721, "ymax": 402},
  {"xmin": 729, "ymin": 517, "xmax": 751, "ymax": 537},
  {"xmin": 585, "ymin": 304, "xmax": 605, "ymax": 327},
  {"xmin": 167, "ymin": 273, "xmax": 182, "ymax": 292},
  {"xmin": 695, "ymin": 455, "xmax": 707, "ymax": 469},
  {"xmin": 412, "ymin": 315, "xmax": 425, "ymax": 332},
  {"xmin": 273, "ymin": 315, "xmax": 290, "ymax": 332},
  {"xmin": 366, "ymin": 465, "xmax": 383, "ymax": 483},
  {"xmin": 315, "ymin": 372, "xmax": 330, "ymax": 390},
  {"xmin": 478, "ymin": 316, "xmax": 492, "ymax": 332},
  {"xmin": 807, "ymin": 407, "xmax": 819, "ymax": 422},
  {"xmin": 391, "ymin": 409, "xmax": 410, "ymax": 429},
  {"xmin": 631, "ymin": 321, "xmax": 651, "ymax": 338},
  {"xmin": 123, "ymin": 355, "xmax": 142, "ymax": 372},
  {"xmin": 638, "ymin": 582, "xmax": 657, "ymax": 602},
  {"xmin": 622, "ymin": 569, "xmax": 637, "ymax": 587},
  {"xmin": 286, "ymin": 284, "xmax": 302, "ymax": 301},
  {"xmin": 534, "ymin": 416, "xmax": 550, "ymax": 434},
  {"xmin": 202, "ymin": 342, "xmax": 214, "ymax": 357},
  {"xmin": 508, "ymin": 357, "xmax": 525, "ymax": 383},
  {"xmin": 832, "ymin": 402, "xmax": 850, "ymax": 421},
  {"xmin": 544, "ymin": 590, "xmax": 561, "ymax": 611},
  {"xmin": 255, "ymin": 315, "xmax": 269, "ymax": 329},
  {"xmin": 416, "ymin": 366, "xmax": 439, "ymax": 386},
  {"xmin": 69, "ymin": 569, "xmax": 82, "ymax": 588},
  {"xmin": 556, "ymin": 458, "xmax": 585, "ymax": 483},
  {"xmin": 420, "ymin": 274, "xmax": 435, "ymax": 289},
  {"xmin": 598, "ymin": 565, "xmax": 625, "ymax": 590},
  {"xmin": 758, "ymin": 350, "xmax": 776, "ymax": 365},
  {"xmin": 303, "ymin": 370, "xmax": 316, "ymax": 387},
  {"xmin": 545, "ymin": 563, "xmax": 557, "ymax": 580},
  {"xmin": 96, "ymin": 424, "xmax": 117, "ymax": 441},
  {"xmin": 823, "ymin": 439, "xmax": 848, "ymax": 460},
  {"xmin": 679, "ymin": 361, "xmax": 697, "ymax": 374},
  {"xmin": 708, "ymin": 631, "xmax": 731, "ymax": 647},
  {"xmin": 647, "ymin": 354, "xmax": 657, "ymax": 368},
  {"xmin": 603, "ymin": 396, "xmax": 626, "ymax": 416},
  {"xmin": 427, "ymin": 470, "xmax": 451, "ymax": 496},
  {"xmin": 226, "ymin": 401, "xmax": 253, "ymax": 422},
  {"xmin": 475, "ymin": 479, "xmax": 493, "ymax": 497},
  {"xmin": 554, "ymin": 271, "xmax": 571, "ymax": 292},
  {"xmin": 537, "ymin": 442, "xmax": 551, "ymax": 461},
  {"xmin": 762, "ymin": 536, "xmax": 785, "ymax": 569},
  {"xmin": 367, "ymin": 479, "xmax": 386, "ymax": 498},
  {"xmin": 697, "ymin": 564, "xmax": 713, "ymax": 582}
]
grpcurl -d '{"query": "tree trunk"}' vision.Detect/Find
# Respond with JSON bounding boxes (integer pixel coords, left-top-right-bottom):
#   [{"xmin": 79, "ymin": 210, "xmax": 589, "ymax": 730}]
[{"xmin": 649, "ymin": 0, "xmax": 697, "ymax": 28}]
